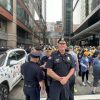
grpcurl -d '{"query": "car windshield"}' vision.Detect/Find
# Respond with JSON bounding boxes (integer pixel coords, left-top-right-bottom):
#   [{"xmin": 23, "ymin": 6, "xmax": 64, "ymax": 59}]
[{"xmin": 0, "ymin": 53, "xmax": 7, "ymax": 67}]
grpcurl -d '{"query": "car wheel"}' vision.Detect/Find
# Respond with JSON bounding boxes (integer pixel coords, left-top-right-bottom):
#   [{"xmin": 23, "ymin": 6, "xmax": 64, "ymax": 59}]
[{"xmin": 0, "ymin": 84, "xmax": 9, "ymax": 100}]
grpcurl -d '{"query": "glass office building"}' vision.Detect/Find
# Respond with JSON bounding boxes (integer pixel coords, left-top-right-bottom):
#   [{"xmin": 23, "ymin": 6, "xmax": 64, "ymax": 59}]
[
  {"xmin": 0, "ymin": 0, "xmax": 13, "ymax": 13},
  {"xmin": 72, "ymin": 0, "xmax": 100, "ymax": 46},
  {"xmin": 62, "ymin": 0, "xmax": 73, "ymax": 42},
  {"xmin": 0, "ymin": 0, "xmax": 46, "ymax": 47}
]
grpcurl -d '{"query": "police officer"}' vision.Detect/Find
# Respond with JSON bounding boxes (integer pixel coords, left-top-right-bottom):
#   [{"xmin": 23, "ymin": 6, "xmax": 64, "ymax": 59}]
[
  {"xmin": 40, "ymin": 46, "xmax": 52, "ymax": 100},
  {"xmin": 25, "ymin": 46, "xmax": 42, "ymax": 62},
  {"xmin": 46, "ymin": 37, "xmax": 75, "ymax": 100},
  {"xmin": 21, "ymin": 53, "xmax": 44, "ymax": 100}
]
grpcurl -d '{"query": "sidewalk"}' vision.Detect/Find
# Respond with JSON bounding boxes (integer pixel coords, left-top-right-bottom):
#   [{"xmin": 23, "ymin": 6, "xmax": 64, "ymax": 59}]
[{"xmin": 41, "ymin": 94, "xmax": 100, "ymax": 100}]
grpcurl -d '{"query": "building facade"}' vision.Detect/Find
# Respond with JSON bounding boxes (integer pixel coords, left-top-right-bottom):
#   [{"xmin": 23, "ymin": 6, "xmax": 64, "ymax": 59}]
[
  {"xmin": 72, "ymin": 0, "xmax": 100, "ymax": 46},
  {"xmin": 46, "ymin": 21, "xmax": 62, "ymax": 45},
  {"xmin": 62, "ymin": 0, "xmax": 73, "ymax": 42},
  {"xmin": 0, "ymin": 0, "xmax": 46, "ymax": 48},
  {"xmin": 47, "ymin": 22, "xmax": 55, "ymax": 32},
  {"xmin": 55, "ymin": 21, "xmax": 63, "ymax": 33}
]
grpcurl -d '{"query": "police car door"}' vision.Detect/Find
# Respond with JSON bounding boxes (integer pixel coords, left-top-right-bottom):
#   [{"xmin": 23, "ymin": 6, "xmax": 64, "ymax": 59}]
[
  {"xmin": 6, "ymin": 51, "xmax": 18, "ymax": 88},
  {"xmin": 15, "ymin": 50, "xmax": 26, "ymax": 81}
]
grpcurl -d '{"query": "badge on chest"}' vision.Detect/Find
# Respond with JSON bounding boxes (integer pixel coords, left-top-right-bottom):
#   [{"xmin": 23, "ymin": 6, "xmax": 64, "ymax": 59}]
[{"xmin": 55, "ymin": 58, "xmax": 60, "ymax": 63}]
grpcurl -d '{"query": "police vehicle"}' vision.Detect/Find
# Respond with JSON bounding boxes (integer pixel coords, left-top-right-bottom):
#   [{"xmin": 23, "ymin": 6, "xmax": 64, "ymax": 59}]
[{"xmin": 0, "ymin": 48, "xmax": 27, "ymax": 99}]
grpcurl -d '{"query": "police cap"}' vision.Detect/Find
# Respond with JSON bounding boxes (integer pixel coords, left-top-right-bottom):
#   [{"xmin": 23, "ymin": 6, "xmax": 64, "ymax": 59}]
[
  {"xmin": 58, "ymin": 37, "xmax": 66, "ymax": 43},
  {"xmin": 30, "ymin": 53, "xmax": 41, "ymax": 58},
  {"xmin": 45, "ymin": 46, "xmax": 52, "ymax": 50}
]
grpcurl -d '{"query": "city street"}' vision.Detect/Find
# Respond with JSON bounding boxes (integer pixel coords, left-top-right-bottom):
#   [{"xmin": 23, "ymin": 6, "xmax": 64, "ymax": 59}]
[
  {"xmin": 8, "ymin": 68, "xmax": 100, "ymax": 100},
  {"xmin": 0, "ymin": 0, "xmax": 100, "ymax": 100}
]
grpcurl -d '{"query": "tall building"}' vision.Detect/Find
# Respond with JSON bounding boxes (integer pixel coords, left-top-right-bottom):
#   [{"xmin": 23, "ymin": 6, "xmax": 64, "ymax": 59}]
[
  {"xmin": 72, "ymin": 0, "xmax": 100, "ymax": 46},
  {"xmin": 46, "ymin": 21, "xmax": 62, "ymax": 45},
  {"xmin": 62, "ymin": 0, "xmax": 73, "ymax": 42},
  {"xmin": 0, "ymin": 0, "xmax": 46, "ymax": 48},
  {"xmin": 47, "ymin": 22, "xmax": 55, "ymax": 32},
  {"xmin": 73, "ymin": 24, "xmax": 79, "ymax": 32},
  {"xmin": 55, "ymin": 21, "xmax": 63, "ymax": 33}
]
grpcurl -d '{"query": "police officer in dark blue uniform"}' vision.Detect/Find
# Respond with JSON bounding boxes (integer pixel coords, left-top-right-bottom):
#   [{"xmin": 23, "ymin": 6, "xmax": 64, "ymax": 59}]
[
  {"xmin": 25, "ymin": 46, "xmax": 42, "ymax": 62},
  {"xmin": 21, "ymin": 53, "xmax": 44, "ymax": 100},
  {"xmin": 46, "ymin": 37, "xmax": 75, "ymax": 100},
  {"xmin": 40, "ymin": 46, "xmax": 52, "ymax": 100}
]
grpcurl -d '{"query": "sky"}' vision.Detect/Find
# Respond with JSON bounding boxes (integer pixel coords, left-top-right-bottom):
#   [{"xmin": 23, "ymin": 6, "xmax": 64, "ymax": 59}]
[
  {"xmin": 46, "ymin": 0, "xmax": 81, "ymax": 24},
  {"xmin": 46, "ymin": 0, "xmax": 62, "ymax": 22}
]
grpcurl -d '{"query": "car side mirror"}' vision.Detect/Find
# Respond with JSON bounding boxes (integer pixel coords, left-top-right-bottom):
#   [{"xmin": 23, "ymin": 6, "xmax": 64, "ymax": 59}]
[{"xmin": 10, "ymin": 60, "xmax": 17, "ymax": 66}]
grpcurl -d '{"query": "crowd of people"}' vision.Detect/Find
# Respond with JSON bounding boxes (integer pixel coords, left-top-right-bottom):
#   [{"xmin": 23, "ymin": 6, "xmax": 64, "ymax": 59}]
[{"xmin": 21, "ymin": 37, "xmax": 100, "ymax": 100}]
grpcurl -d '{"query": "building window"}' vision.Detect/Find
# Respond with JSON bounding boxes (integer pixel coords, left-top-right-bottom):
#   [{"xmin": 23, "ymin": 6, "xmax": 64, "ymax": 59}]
[
  {"xmin": 17, "ymin": 1, "xmax": 33, "ymax": 30},
  {"xmin": 0, "ymin": 39, "xmax": 7, "ymax": 47},
  {"xmin": 0, "ymin": 0, "xmax": 13, "ymax": 13},
  {"xmin": 0, "ymin": 19, "xmax": 7, "ymax": 32}
]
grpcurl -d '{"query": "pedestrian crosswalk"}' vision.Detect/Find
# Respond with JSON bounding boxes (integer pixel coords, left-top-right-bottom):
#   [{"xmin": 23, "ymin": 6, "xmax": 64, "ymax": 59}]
[{"xmin": 41, "ymin": 94, "xmax": 100, "ymax": 100}]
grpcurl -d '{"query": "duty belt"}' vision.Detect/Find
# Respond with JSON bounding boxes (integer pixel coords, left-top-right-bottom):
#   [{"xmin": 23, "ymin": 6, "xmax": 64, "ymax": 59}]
[{"xmin": 24, "ymin": 84, "xmax": 34, "ymax": 88}]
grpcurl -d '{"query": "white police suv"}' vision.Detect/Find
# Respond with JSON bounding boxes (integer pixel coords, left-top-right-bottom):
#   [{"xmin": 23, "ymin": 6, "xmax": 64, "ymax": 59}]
[{"xmin": 0, "ymin": 48, "xmax": 27, "ymax": 100}]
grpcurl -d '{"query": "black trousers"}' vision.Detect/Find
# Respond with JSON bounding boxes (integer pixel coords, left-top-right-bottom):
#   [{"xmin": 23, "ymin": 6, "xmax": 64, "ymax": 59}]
[
  {"xmin": 24, "ymin": 86, "xmax": 40, "ymax": 100},
  {"xmin": 49, "ymin": 81, "xmax": 69, "ymax": 100},
  {"xmin": 69, "ymin": 75, "xmax": 75, "ymax": 100},
  {"xmin": 82, "ymin": 70, "xmax": 89, "ymax": 82},
  {"xmin": 45, "ymin": 76, "xmax": 50, "ymax": 99}
]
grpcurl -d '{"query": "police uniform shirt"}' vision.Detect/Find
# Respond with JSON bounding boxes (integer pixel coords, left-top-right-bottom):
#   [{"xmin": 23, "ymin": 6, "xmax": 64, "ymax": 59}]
[
  {"xmin": 40, "ymin": 56, "xmax": 48, "ymax": 65},
  {"xmin": 46, "ymin": 51, "xmax": 75, "ymax": 77},
  {"xmin": 21, "ymin": 62, "xmax": 44, "ymax": 84}
]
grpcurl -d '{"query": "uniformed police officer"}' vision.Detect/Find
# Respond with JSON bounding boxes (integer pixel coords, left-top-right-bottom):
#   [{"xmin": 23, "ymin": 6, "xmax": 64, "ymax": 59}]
[
  {"xmin": 25, "ymin": 46, "xmax": 42, "ymax": 62},
  {"xmin": 46, "ymin": 37, "xmax": 75, "ymax": 100},
  {"xmin": 21, "ymin": 53, "xmax": 44, "ymax": 100},
  {"xmin": 40, "ymin": 46, "xmax": 52, "ymax": 100}
]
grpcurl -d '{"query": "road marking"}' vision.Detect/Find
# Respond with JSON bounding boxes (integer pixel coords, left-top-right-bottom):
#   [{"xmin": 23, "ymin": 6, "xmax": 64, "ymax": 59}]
[
  {"xmin": 41, "ymin": 94, "xmax": 100, "ymax": 100},
  {"xmin": 75, "ymin": 94, "xmax": 100, "ymax": 100}
]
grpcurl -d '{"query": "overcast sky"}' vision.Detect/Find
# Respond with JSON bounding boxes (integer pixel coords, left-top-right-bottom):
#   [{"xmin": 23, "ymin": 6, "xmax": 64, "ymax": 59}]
[
  {"xmin": 46, "ymin": 0, "xmax": 62, "ymax": 22},
  {"xmin": 46, "ymin": 0, "xmax": 81, "ymax": 24}
]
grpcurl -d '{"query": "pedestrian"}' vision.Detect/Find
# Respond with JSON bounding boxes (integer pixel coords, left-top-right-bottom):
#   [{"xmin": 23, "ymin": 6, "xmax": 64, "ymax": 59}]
[
  {"xmin": 80, "ymin": 51, "xmax": 91, "ymax": 86},
  {"xmin": 68, "ymin": 45, "xmax": 79, "ymax": 74},
  {"xmin": 77, "ymin": 49, "xmax": 83, "ymax": 76},
  {"xmin": 68, "ymin": 45, "xmax": 79, "ymax": 100},
  {"xmin": 25, "ymin": 46, "xmax": 42, "ymax": 62},
  {"xmin": 21, "ymin": 53, "xmax": 44, "ymax": 100},
  {"xmin": 91, "ymin": 50, "xmax": 100, "ymax": 94},
  {"xmin": 46, "ymin": 37, "xmax": 75, "ymax": 100},
  {"xmin": 40, "ymin": 46, "xmax": 52, "ymax": 100}
]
